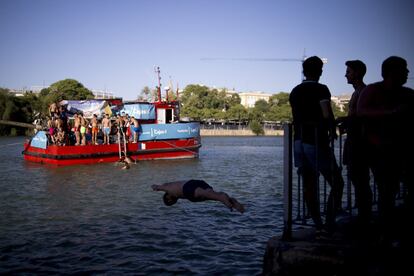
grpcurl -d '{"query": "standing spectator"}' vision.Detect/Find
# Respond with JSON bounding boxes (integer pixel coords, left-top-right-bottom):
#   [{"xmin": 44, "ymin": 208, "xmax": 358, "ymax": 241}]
[
  {"xmin": 102, "ymin": 114, "xmax": 111, "ymax": 145},
  {"xmin": 342, "ymin": 60, "xmax": 372, "ymax": 223},
  {"xmin": 289, "ymin": 56, "xmax": 344, "ymax": 232},
  {"xmin": 47, "ymin": 117, "xmax": 56, "ymax": 144},
  {"xmin": 130, "ymin": 116, "xmax": 140, "ymax": 143},
  {"xmin": 73, "ymin": 113, "xmax": 81, "ymax": 145},
  {"xmin": 357, "ymin": 56, "xmax": 414, "ymax": 240},
  {"xmin": 91, "ymin": 114, "xmax": 99, "ymax": 145},
  {"xmin": 79, "ymin": 114, "xmax": 88, "ymax": 146},
  {"xmin": 49, "ymin": 102, "xmax": 59, "ymax": 118}
]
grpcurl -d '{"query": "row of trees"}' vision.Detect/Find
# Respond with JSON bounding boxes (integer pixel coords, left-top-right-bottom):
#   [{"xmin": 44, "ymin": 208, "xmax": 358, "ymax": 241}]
[
  {"xmin": 178, "ymin": 84, "xmax": 293, "ymax": 123},
  {"xmin": 139, "ymin": 84, "xmax": 346, "ymax": 135},
  {"xmin": 0, "ymin": 79, "xmax": 94, "ymax": 135},
  {"xmin": 1, "ymin": 79, "xmax": 347, "ymax": 136},
  {"xmin": 177, "ymin": 84, "xmax": 346, "ymax": 122}
]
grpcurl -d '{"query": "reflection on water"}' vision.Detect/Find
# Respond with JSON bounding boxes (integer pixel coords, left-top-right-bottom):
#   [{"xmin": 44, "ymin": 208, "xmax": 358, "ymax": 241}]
[{"xmin": 0, "ymin": 136, "xmax": 284, "ymax": 275}]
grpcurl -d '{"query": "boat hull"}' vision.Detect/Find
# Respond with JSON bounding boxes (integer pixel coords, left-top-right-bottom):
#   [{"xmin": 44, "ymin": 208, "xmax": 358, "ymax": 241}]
[{"xmin": 23, "ymin": 138, "xmax": 201, "ymax": 165}]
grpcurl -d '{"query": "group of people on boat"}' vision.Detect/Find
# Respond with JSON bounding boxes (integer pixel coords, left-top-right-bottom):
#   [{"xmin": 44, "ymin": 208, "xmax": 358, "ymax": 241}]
[{"xmin": 45, "ymin": 102, "xmax": 141, "ymax": 146}]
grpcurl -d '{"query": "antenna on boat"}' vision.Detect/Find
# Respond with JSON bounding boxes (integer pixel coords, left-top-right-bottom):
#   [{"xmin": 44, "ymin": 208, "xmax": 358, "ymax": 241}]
[
  {"xmin": 176, "ymin": 82, "xmax": 179, "ymax": 99},
  {"xmin": 155, "ymin": 66, "xmax": 162, "ymax": 102}
]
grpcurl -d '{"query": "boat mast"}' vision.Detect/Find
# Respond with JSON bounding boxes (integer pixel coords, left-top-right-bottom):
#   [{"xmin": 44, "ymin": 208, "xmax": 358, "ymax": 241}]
[{"xmin": 155, "ymin": 66, "xmax": 162, "ymax": 103}]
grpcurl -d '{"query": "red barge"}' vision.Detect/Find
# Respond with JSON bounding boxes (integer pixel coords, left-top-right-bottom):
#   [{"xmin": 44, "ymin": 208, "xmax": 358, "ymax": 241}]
[
  {"xmin": 23, "ymin": 135, "xmax": 201, "ymax": 166},
  {"xmin": 23, "ymin": 81, "xmax": 201, "ymax": 166}
]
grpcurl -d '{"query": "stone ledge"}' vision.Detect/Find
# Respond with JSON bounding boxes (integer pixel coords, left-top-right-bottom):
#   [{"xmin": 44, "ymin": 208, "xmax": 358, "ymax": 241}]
[{"xmin": 262, "ymin": 208, "xmax": 413, "ymax": 276}]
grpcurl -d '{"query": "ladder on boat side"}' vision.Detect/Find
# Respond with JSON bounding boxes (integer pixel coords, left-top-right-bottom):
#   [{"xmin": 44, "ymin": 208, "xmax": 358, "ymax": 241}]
[{"xmin": 118, "ymin": 127, "xmax": 128, "ymax": 160}]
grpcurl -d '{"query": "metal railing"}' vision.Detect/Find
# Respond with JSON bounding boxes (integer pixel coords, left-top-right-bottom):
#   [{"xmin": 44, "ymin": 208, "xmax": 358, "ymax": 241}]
[
  {"xmin": 281, "ymin": 121, "xmax": 411, "ymax": 240},
  {"xmin": 282, "ymin": 122, "xmax": 388, "ymax": 239}
]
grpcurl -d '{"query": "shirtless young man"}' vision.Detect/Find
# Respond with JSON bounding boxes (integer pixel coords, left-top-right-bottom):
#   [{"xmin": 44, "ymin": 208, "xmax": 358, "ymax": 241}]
[
  {"xmin": 116, "ymin": 114, "xmax": 125, "ymax": 141},
  {"xmin": 130, "ymin": 116, "xmax": 140, "ymax": 143},
  {"xmin": 49, "ymin": 102, "xmax": 59, "ymax": 118},
  {"xmin": 73, "ymin": 113, "xmax": 81, "ymax": 145},
  {"xmin": 79, "ymin": 114, "xmax": 88, "ymax": 145},
  {"xmin": 91, "ymin": 114, "xmax": 99, "ymax": 145},
  {"xmin": 101, "ymin": 114, "xmax": 111, "ymax": 145},
  {"xmin": 152, "ymin": 180, "xmax": 245, "ymax": 213}
]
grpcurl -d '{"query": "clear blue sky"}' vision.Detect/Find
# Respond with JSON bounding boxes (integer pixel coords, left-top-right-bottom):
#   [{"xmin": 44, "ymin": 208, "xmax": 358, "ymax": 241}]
[{"xmin": 1, "ymin": 0, "xmax": 413, "ymax": 100}]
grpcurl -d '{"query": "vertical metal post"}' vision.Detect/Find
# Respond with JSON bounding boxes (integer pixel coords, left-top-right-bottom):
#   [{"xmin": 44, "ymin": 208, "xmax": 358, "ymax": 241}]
[{"xmin": 282, "ymin": 123, "xmax": 293, "ymax": 240}]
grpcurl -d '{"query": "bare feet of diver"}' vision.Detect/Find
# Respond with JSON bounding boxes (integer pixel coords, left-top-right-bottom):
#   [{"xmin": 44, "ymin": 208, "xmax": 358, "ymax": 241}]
[{"xmin": 229, "ymin": 197, "xmax": 245, "ymax": 214}]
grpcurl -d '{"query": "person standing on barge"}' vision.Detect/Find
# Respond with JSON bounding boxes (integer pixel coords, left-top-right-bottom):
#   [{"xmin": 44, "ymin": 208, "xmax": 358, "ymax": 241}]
[{"xmin": 102, "ymin": 114, "xmax": 111, "ymax": 145}]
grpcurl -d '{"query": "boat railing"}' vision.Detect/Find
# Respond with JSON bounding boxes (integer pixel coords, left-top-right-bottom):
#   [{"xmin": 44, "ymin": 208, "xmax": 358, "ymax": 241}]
[{"xmin": 282, "ymin": 122, "xmax": 407, "ymax": 240}]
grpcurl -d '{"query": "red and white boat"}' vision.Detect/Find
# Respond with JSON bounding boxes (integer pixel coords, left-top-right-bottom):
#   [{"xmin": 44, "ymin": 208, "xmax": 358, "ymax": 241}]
[
  {"xmin": 23, "ymin": 72, "xmax": 201, "ymax": 166},
  {"xmin": 23, "ymin": 101, "xmax": 201, "ymax": 166}
]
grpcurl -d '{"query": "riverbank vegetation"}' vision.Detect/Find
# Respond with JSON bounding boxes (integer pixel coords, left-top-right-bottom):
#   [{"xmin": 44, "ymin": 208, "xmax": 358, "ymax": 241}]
[
  {"xmin": 0, "ymin": 79, "xmax": 94, "ymax": 135},
  {"xmin": 0, "ymin": 81, "xmax": 346, "ymax": 136},
  {"xmin": 178, "ymin": 85, "xmax": 346, "ymax": 135}
]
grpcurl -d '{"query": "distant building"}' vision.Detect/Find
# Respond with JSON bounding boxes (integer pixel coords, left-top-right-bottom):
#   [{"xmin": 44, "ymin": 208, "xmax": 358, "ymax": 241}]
[
  {"xmin": 238, "ymin": 91, "xmax": 272, "ymax": 108},
  {"xmin": 7, "ymin": 86, "xmax": 46, "ymax": 97},
  {"xmin": 8, "ymin": 89, "xmax": 26, "ymax": 97},
  {"xmin": 91, "ymin": 90, "xmax": 115, "ymax": 99}
]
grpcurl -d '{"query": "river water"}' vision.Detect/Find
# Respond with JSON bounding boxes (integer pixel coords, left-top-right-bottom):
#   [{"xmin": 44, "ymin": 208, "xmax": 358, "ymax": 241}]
[{"xmin": 0, "ymin": 136, "xmax": 285, "ymax": 275}]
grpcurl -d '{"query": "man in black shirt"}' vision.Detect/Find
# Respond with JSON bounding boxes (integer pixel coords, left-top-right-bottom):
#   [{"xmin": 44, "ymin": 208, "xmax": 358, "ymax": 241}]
[{"xmin": 289, "ymin": 56, "xmax": 344, "ymax": 231}]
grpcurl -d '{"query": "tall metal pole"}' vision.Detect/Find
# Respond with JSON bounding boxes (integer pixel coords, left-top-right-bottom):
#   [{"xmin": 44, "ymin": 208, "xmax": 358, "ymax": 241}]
[
  {"xmin": 282, "ymin": 123, "xmax": 293, "ymax": 240},
  {"xmin": 155, "ymin": 66, "xmax": 162, "ymax": 103}
]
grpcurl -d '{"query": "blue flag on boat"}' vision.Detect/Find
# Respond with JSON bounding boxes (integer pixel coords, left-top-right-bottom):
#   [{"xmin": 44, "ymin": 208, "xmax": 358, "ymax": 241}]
[
  {"xmin": 120, "ymin": 103, "xmax": 156, "ymax": 120},
  {"xmin": 139, "ymin": 123, "xmax": 200, "ymax": 141},
  {"xmin": 30, "ymin": 131, "xmax": 48, "ymax": 149}
]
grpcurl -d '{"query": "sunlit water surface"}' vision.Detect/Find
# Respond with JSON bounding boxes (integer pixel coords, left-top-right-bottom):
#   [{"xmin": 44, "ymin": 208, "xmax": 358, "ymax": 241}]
[{"xmin": 0, "ymin": 136, "xmax": 284, "ymax": 275}]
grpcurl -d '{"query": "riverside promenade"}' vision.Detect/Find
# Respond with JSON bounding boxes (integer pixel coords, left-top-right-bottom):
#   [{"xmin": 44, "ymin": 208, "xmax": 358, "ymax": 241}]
[{"xmin": 200, "ymin": 129, "xmax": 283, "ymax": 136}]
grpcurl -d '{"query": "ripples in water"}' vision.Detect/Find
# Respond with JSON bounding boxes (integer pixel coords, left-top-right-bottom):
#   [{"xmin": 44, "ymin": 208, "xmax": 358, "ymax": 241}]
[{"xmin": 0, "ymin": 136, "xmax": 284, "ymax": 275}]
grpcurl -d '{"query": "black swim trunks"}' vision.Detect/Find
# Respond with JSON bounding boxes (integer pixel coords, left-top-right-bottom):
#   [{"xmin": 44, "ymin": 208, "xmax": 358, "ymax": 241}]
[{"xmin": 183, "ymin": 179, "xmax": 212, "ymax": 202}]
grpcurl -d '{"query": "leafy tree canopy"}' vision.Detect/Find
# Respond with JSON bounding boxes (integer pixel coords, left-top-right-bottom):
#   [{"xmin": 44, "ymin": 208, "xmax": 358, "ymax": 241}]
[
  {"xmin": 0, "ymin": 88, "xmax": 39, "ymax": 135},
  {"xmin": 48, "ymin": 79, "xmax": 94, "ymax": 101},
  {"xmin": 38, "ymin": 79, "xmax": 95, "ymax": 115}
]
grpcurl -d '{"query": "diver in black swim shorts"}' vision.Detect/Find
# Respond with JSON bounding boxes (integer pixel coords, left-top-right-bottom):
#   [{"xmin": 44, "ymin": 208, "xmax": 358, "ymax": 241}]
[
  {"xmin": 182, "ymin": 179, "xmax": 212, "ymax": 202},
  {"xmin": 151, "ymin": 179, "xmax": 245, "ymax": 213}
]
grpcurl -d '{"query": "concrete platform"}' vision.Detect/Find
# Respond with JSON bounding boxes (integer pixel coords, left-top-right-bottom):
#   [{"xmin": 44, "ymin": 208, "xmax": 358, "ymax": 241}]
[{"xmin": 262, "ymin": 205, "xmax": 413, "ymax": 276}]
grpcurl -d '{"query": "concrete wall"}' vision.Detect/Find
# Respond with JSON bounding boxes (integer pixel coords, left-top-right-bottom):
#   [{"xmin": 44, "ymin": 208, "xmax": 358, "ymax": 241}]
[{"xmin": 200, "ymin": 129, "xmax": 283, "ymax": 136}]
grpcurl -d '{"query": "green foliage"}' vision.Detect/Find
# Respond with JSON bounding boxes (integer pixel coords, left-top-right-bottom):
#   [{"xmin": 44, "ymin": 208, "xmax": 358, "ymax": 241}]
[
  {"xmin": 1, "ymin": 80, "xmax": 346, "ymax": 136},
  {"xmin": 254, "ymin": 99, "xmax": 269, "ymax": 113},
  {"xmin": 179, "ymin": 85, "xmax": 293, "ymax": 124},
  {"xmin": 0, "ymin": 79, "xmax": 95, "ymax": 135},
  {"xmin": 138, "ymin": 86, "xmax": 151, "ymax": 101},
  {"xmin": 49, "ymin": 79, "xmax": 94, "ymax": 100},
  {"xmin": 269, "ymin": 92, "xmax": 290, "ymax": 106},
  {"xmin": 332, "ymin": 102, "xmax": 347, "ymax": 118},
  {"xmin": 225, "ymin": 93, "xmax": 241, "ymax": 109},
  {"xmin": 226, "ymin": 104, "xmax": 248, "ymax": 121},
  {"xmin": 249, "ymin": 120, "xmax": 264, "ymax": 136},
  {"xmin": 265, "ymin": 92, "xmax": 292, "ymax": 122},
  {"xmin": 0, "ymin": 89, "xmax": 17, "ymax": 118},
  {"xmin": 37, "ymin": 79, "xmax": 94, "ymax": 115},
  {"xmin": 0, "ymin": 88, "xmax": 38, "ymax": 135},
  {"xmin": 180, "ymin": 85, "xmax": 228, "ymax": 119}
]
